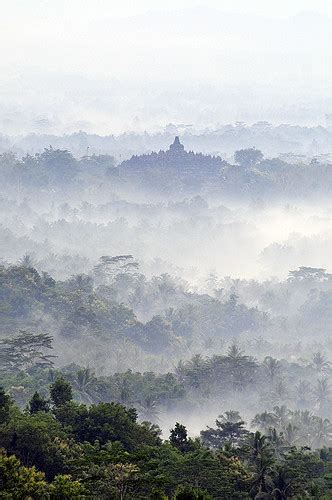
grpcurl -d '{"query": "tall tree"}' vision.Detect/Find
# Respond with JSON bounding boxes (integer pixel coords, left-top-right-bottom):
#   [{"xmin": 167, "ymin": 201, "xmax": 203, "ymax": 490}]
[
  {"xmin": 50, "ymin": 377, "xmax": 73, "ymax": 407},
  {"xmin": 234, "ymin": 148, "xmax": 263, "ymax": 168},
  {"xmin": 170, "ymin": 423, "xmax": 190, "ymax": 452},
  {"xmin": 29, "ymin": 392, "xmax": 50, "ymax": 414},
  {"xmin": 0, "ymin": 331, "xmax": 55, "ymax": 373},
  {"xmin": 0, "ymin": 387, "xmax": 11, "ymax": 424}
]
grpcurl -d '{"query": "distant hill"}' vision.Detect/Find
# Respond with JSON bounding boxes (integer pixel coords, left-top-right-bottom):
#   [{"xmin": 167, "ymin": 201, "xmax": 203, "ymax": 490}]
[{"xmin": 2, "ymin": 124, "xmax": 332, "ymax": 161}]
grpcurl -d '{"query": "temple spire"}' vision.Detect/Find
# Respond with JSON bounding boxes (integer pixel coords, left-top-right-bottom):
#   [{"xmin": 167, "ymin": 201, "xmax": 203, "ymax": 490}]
[{"xmin": 169, "ymin": 136, "xmax": 185, "ymax": 153}]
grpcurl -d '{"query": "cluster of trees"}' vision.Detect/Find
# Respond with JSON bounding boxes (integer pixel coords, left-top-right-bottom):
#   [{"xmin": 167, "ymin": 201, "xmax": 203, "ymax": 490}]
[
  {"xmin": 0, "ymin": 230, "xmax": 332, "ymax": 497},
  {"xmin": 5, "ymin": 124, "xmax": 331, "ymax": 165},
  {"xmin": 202, "ymin": 407, "xmax": 332, "ymax": 452},
  {"xmin": 0, "ymin": 142, "xmax": 331, "ymax": 197},
  {"xmin": 1, "ymin": 130, "xmax": 332, "ymax": 498},
  {"xmin": 2, "ymin": 173, "xmax": 332, "ymax": 285},
  {"xmin": 1, "ymin": 260, "xmax": 332, "ymax": 423},
  {"xmin": 0, "ymin": 260, "xmax": 268, "ymax": 362},
  {"xmin": 2, "ymin": 258, "xmax": 332, "ymax": 350},
  {"xmin": 1, "ymin": 331, "xmax": 332, "ymax": 448},
  {"xmin": 1, "ymin": 380, "xmax": 332, "ymax": 498},
  {"xmin": 0, "ymin": 147, "xmax": 116, "ymax": 188}
]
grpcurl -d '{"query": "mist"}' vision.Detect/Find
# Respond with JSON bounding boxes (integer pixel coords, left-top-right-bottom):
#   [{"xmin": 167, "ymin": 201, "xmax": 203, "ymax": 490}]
[
  {"xmin": 1, "ymin": 1, "xmax": 331, "ymax": 135},
  {"xmin": 0, "ymin": 3, "xmax": 332, "ymax": 498}
]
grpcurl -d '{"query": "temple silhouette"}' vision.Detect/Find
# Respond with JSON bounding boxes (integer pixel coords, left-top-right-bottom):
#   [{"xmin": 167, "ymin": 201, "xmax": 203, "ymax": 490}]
[{"xmin": 119, "ymin": 137, "xmax": 226, "ymax": 180}]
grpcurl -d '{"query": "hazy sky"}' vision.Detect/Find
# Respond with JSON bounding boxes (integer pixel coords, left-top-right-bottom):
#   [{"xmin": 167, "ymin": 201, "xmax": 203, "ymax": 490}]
[
  {"xmin": 3, "ymin": 0, "xmax": 332, "ymax": 19},
  {"xmin": 0, "ymin": 1, "xmax": 331, "ymax": 134}
]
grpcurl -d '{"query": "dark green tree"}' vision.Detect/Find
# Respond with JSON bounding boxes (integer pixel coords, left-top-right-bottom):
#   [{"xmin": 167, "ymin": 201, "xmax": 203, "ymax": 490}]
[
  {"xmin": 29, "ymin": 392, "xmax": 50, "ymax": 414},
  {"xmin": 245, "ymin": 431, "xmax": 275, "ymax": 497},
  {"xmin": 0, "ymin": 387, "xmax": 11, "ymax": 424},
  {"xmin": 174, "ymin": 485, "xmax": 212, "ymax": 499},
  {"xmin": 50, "ymin": 377, "xmax": 73, "ymax": 407},
  {"xmin": 201, "ymin": 412, "xmax": 249, "ymax": 450},
  {"xmin": 170, "ymin": 423, "xmax": 190, "ymax": 452},
  {"xmin": 0, "ymin": 331, "xmax": 55, "ymax": 373}
]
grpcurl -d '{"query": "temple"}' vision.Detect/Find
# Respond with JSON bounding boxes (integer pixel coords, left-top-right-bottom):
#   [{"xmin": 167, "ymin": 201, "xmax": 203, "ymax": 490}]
[
  {"xmin": 169, "ymin": 136, "xmax": 185, "ymax": 154},
  {"xmin": 119, "ymin": 137, "xmax": 226, "ymax": 180}
]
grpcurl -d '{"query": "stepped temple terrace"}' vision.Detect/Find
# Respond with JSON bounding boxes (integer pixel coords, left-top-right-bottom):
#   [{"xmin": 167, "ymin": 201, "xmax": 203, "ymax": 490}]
[{"xmin": 119, "ymin": 137, "xmax": 226, "ymax": 179}]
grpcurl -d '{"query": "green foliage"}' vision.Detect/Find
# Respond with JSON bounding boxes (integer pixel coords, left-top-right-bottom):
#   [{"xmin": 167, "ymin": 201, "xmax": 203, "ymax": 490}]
[
  {"xmin": 1, "ymin": 262, "xmax": 332, "ymax": 497},
  {"xmin": 0, "ymin": 410, "xmax": 68, "ymax": 479},
  {"xmin": 0, "ymin": 448, "xmax": 84, "ymax": 498},
  {"xmin": 0, "ymin": 449, "xmax": 50, "ymax": 498},
  {"xmin": 0, "ymin": 387, "xmax": 11, "ymax": 424},
  {"xmin": 174, "ymin": 485, "xmax": 212, "ymax": 499},
  {"xmin": 201, "ymin": 411, "xmax": 249, "ymax": 450},
  {"xmin": 29, "ymin": 391, "xmax": 50, "ymax": 414},
  {"xmin": 50, "ymin": 376, "xmax": 73, "ymax": 407},
  {"xmin": 55, "ymin": 400, "xmax": 160, "ymax": 450},
  {"xmin": 252, "ymin": 407, "xmax": 332, "ymax": 449},
  {"xmin": 170, "ymin": 423, "xmax": 194, "ymax": 453},
  {"xmin": 49, "ymin": 473, "xmax": 85, "ymax": 498},
  {"xmin": 0, "ymin": 378, "xmax": 331, "ymax": 498},
  {"xmin": 0, "ymin": 331, "xmax": 55, "ymax": 373}
]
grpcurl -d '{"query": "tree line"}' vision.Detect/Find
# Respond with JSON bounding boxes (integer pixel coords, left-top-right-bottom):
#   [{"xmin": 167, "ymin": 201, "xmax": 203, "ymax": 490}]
[{"xmin": 1, "ymin": 379, "xmax": 332, "ymax": 498}]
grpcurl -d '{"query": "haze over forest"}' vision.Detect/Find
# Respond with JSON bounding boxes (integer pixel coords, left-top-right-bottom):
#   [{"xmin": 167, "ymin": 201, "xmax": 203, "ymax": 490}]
[
  {"xmin": 1, "ymin": 1, "xmax": 332, "ymax": 134},
  {"xmin": 1, "ymin": 2, "xmax": 332, "ymax": 499}
]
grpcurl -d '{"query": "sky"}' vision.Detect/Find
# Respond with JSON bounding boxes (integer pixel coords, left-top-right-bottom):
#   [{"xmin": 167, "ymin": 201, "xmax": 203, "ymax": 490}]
[
  {"xmin": 0, "ymin": 0, "xmax": 331, "ymax": 134},
  {"xmin": 3, "ymin": 0, "xmax": 332, "ymax": 19}
]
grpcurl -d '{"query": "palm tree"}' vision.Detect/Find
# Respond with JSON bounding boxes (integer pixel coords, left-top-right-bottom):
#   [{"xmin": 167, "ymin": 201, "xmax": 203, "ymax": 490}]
[
  {"xmin": 295, "ymin": 380, "xmax": 312, "ymax": 408},
  {"xmin": 116, "ymin": 378, "xmax": 133, "ymax": 406},
  {"xmin": 271, "ymin": 468, "xmax": 293, "ymax": 500},
  {"xmin": 273, "ymin": 380, "xmax": 288, "ymax": 404},
  {"xmin": 283, "ymin": 423, "xmax": 299, "ymax": 446},
  {"xmin": 227, "ymin": 344, "xmax": 244, "ymax": 359},
  {"xmin": 252, "ymin": 411, "xmax": 278, "ymax": 435},
  {"xmin": 273, "ymin": 405, "xmax": 290, "ymax": 427},
  {"xmin": 292, "ymin": 410, "xmax": 315, "ymax": 446},
  {"xmin": 19, "ymin": 253, "xmax": 35, "ymax": 268},
  {"xmin": 312, "ymin": 352, "xmax": 330, "ymax": 373},
  {"xmin": 311, "ymin": 417, "xmax": 332, "ymax": 449},
  {"xmin": 188, "ymin": 353, "xmax": 205, "ymax": 368},
  {"xmin": 74, "ymin": 367, "xmax": 96, "ymax": 403},
  {"xmin": 314, "ymin": 378, "xmax": 331, "ymax": 415},
  {"xmin": 138, "ymin": 395, "xmax": 160, "ymax": 423},
  {"xmin": 248, "ymin": 431, "xmax": 275, "ymax": 497},
  {"xmin": 202, "ymin": 336, "xmax": 214, "ymax": 351},
  {"xmin": 174, "ymin": 360, "xmax": 187, "ymax": 382},
  {"xmin": 225, "ymin": 345, "xmax": 258, "ymax": 391},
  {"xmin": 263, "ymin": 356, "xmax": 281, "ymax": 382},
  {"xmin": 220, "ymin": 410, "xmax": 243, "ymax": 424},
  {"xmin": 185, "ymin": 354, "xmax": 207, "ymax": 389},
  {"xmin": 47, "ymin": 368, "xmax": 57, "ymax": 383},
  {"xmin": 297, "ymin": 409, "xmax": 314, "ymax": 428}
]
